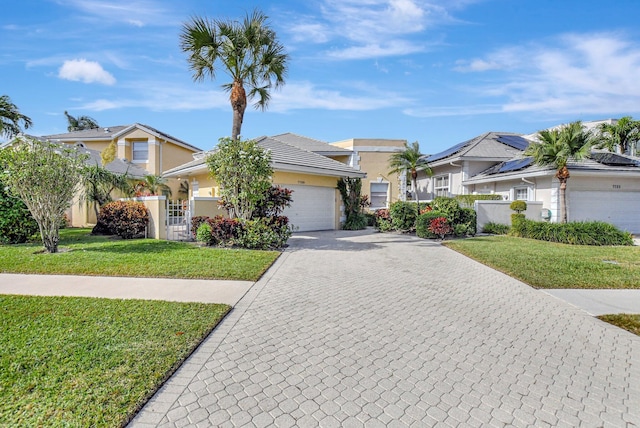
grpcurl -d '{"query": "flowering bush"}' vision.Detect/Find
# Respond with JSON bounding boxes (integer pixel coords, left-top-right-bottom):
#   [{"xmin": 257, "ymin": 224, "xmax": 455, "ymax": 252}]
[
  {"xmin": 94, "ymin": 201, "xmax": 149, "ymax": 239},
  {"xmin": 419, "ymin": 205, "xmax": 433, "ymax": 215},
  {"xmin": 374, "ymin": 208, "xmax": 393, "ymax": 232},
  {"xmin": 192, "ymin": 215, "xmax": 243, "ymax": 246},
  {"xmin": 428, "ymin": 217, "xmax": 452, "ymax": 240}
]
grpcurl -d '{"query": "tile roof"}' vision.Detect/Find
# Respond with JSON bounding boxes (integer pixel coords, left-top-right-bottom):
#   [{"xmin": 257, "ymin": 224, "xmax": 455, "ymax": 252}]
[
  {"xmin": 271, "ymin": 133, "xmax": 352, "ymax": 155},
  {"xmin": 427, "ymin": 132, "xmax": 529, "ymax": 164},
  {"xmin": 164, "ymin": 136, "xmax": 365, "ymax": 178},
  {"xmin": 41, "ymin": 123, "xmax": 202, "ymax": 152}
]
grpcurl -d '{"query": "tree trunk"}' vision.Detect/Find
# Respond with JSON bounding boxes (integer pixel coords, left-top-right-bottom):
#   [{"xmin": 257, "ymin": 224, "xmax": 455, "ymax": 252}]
[
  {"xmin": 411, "ymin": 169, "xmax": 420, "ymax": 213},
  {"xmin": 556, "ymin": 166, "xmax": 570, "ymax": 223},
  {"xmin": 230, "ymin": 81, "xmax": 247, "ymax": 141}
]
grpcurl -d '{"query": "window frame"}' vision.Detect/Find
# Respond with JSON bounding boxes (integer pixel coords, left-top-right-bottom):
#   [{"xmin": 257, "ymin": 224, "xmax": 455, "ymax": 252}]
[
  {"xmin": 131, "ymin": 141, "xmax": 149, "ymax": 162},
  {"xmin": 433, "ymin": 174, "xmax": 450, "ymax": 197},
  {"xmin": 369, "ymin": 181, "xmax": 389, "ymax": 210}
]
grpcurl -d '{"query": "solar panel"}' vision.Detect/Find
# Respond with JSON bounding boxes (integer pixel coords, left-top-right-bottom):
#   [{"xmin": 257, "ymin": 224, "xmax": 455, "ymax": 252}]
[
  {"xmin": 590, "ymin": 152, "xmax": 639, "ymax": 166},
  {"xmin": 426, "ymin": 139, "xmax": 470, "ymax": 163},
  {"xmin": 496, "ymin": 135, "xmax": 530, "ymax": 151},
  {"xmin": 497, "ymin": 157, "xmax": 533, "ymax": 173}
]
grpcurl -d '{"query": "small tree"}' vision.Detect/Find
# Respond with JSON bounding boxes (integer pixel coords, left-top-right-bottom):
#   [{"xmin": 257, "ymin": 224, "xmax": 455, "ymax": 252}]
[
  {"xmin": 337, "ymin": 177, "xmax": 368, "ymax": 230},
  {"xmin": 206, "ymin": 137, "xmax": 272, "ymax": 220},
  {"xmin": 0, "ymin": 137, "xmax": 88, "ymax": 253},
  {"xmin": 82, "ymin": 164, "xmax": 133, "ymax": 218}
]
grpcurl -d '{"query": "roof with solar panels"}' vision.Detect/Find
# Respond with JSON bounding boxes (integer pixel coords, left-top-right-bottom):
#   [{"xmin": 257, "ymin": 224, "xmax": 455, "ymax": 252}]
[{"xmin": 424, "ymin": 132, "xmax": 530, "ymax": 166}]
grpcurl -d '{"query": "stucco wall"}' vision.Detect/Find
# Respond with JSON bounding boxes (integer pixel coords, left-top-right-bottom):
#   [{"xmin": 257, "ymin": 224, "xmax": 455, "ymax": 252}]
[{"xmin": 476, "ymin": 200, "xmax": 544, "ymax": 231}]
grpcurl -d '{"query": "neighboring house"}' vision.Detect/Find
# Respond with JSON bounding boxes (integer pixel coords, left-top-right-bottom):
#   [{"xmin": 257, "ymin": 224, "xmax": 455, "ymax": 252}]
[
  {"xmin": 163, "ymin": 135, "xmax": 366, "ymax": 232},
  {"xmin": 331, "ymin": 138, "xmax": 407, "ymax": 211},
  {"xmin": 419, "ymin": 122, "xmax": 640, "ymax": 233},
  {"xmin": 42, "ymin": 123, "xmax": 202, "ymax": 191},
  {"xmin": 40, "ymin": 123, "xmax": 202, "ymax": 227}
]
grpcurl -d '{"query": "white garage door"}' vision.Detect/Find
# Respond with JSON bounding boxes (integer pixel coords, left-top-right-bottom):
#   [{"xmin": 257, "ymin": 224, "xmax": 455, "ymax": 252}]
[
  {"xmin": 569, "ymin": 191, "xmax": 640, "ymax": 233},
  {"xmin": 282, "ymin": 185, "xmax": 336, "ymax": 232}
]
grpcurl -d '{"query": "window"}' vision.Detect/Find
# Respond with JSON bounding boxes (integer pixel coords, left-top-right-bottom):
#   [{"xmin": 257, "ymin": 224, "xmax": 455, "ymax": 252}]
[
  {"xmin": 132, "ymin": 141, "xmax": 148, "ymax": 162},
  {"xmin": 370, "ymin": 182, "xmax": 388, "ymax": 209},
  {"xmin": 433, "ymin": 175, "xmax": 449, "ymax": 197},
  {"xmin": 515, "ymin": 187, "xmax": 528, "ymax": 201}
]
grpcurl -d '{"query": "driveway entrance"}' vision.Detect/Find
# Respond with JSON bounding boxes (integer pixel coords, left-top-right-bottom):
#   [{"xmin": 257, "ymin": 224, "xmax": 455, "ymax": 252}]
[{"xmin": 131, "ymin": 230, "xmax": 640, "ymax": 427}]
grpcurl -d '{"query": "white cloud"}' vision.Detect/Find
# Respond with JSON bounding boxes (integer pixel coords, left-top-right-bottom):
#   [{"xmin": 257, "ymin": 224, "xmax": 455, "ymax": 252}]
[
  {"xmin": 288, "ymin": 0, "xmax": 471, "ymax": 60},
  {"xmin": 416, "ymin": 32, "xmax": 640, "ymax": 118},
  {"xmin": 55, "ymin": 0, "xmax": 172, "ymax": 27},
  {"xmin": 58, "ymin": 59, "xmax": 116, "ymax": 85}
]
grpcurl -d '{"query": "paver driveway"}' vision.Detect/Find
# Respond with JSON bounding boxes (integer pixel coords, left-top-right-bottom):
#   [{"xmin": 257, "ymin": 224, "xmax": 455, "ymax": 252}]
[{"xmin": 131, "ymin": 230, "xmax": 640, "ymax": 427}]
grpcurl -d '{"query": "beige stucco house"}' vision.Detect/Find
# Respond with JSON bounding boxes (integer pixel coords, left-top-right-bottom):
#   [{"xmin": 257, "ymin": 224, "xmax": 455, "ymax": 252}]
[{"xmin": 41, "ymin": 123, "xmax": 202, "ymax": 227}]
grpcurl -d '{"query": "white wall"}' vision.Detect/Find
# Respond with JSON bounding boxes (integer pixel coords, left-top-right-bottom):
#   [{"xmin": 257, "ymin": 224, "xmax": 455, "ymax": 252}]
[{"xmin": 475, "ymin": 200, "xmax": 544, "ymax": 232}]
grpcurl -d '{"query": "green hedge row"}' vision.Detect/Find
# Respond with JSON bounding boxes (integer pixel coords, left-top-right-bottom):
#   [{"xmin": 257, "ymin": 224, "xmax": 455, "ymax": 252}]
[{"xmin": 510, "ymin": 218, "xmax": 633, "ymax": 246}]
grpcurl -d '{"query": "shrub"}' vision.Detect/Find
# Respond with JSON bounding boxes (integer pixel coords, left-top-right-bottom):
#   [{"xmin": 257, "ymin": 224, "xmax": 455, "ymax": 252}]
[
  {"xmin": 191, "ymin": 216, "xmax": 210, "ymax": 239},
  {"xmin": 431, "ymin": 197, "xmax": 462, "ymax": 224},
  {"xmin": 195, "ymin": 222, "xmax": 214, "ymax": 245},
  {"xmin": 416, "ymin": 211, "xmax": 446, "ymax": 238},
  {"xmin": 511, "ymin": 219, "xmax": 632, "ymax": 246},
  {"xmin": 343, "ymin": 213, "xmax": 367, "ymax": 230},
  {"xmin": 482, "ymin": 222, "xmax": 510, "ymax": 235},
  {"xmin": 374, "ymin": 208, "xmax": 393, "ymax": 232},
  {"xmin": 236, "ymin": 216, "xmax": 291, "ymax": 250},
  {"xmin": 510, "ymin": 200, "xmax": 527, "ymax": 213},
  {"xmin": 0, "ymin": 186, "xmax": 38, "ymax": 244},
  {"xmin": 94, "ymin": 201, "xmax": 149, "ymax": 239},
  {"xmin": 209, "ymin": 216, "xmax": 242, "ymax": 245},
  {"xmin": 455, "ymin": 194, "xmax": 502, "ymax": 208},
  {"xmin": 389, "ymin": 201, "xmax": 419, "ymax": 231},
  {"xmin": 364, "ymin": 212, "xmax": 376, "ymax": 227},
  {"xmin": 511, "ymin": 213, "xmax": 526, "ymax": 231},
  {"xmin": 252, "ymin": 186, "xmax": 293, "ymax": 218},
  {"xmin": 428, "ymin": 217, "xmax": 452, "ymax": 240},
  {"xmin": 455, "ymin": 208, "xmax": 477, "ymax": 237}
]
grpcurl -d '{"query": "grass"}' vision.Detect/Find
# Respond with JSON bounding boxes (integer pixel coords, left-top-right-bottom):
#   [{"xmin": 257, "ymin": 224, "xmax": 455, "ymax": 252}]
[
  {"xmin": 443, "ymin": 235, "xmax": 640, "ymax": 289},
  {"xmin": 0, "ymin": 295, "xmax": 230, "ymax": 427},
  {"xmin": 597, "ymin": 314, "xmax": 640, "ymax": 336},
  {"xmin": 0, "ymin": 228, "xmax": 279, "ymax": 281}
]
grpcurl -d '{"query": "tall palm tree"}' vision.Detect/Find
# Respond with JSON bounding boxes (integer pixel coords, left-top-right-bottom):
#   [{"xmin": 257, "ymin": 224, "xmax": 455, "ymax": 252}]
[
  {"xmin": 596, "ymin": 116, "xmax": 640, "ymax": 155},
  {"xmin": 388, "ymin": 141, "xmax": 432, "ymax": 205},
  {"xmin": 64, "ymin": 111, "xmax": 99, "ymax": 132},
  {"xmin": 82, "ymin": 165, "xmax": 134, "ymax": 218},
  {"xmin": 0, "ymin": 95, "xmax": 32, "ymax": 139},
  {"xmin": 524, "ymin": 121, "xmax": 594, "ymax": 223},
  {"xmin": 180, "ymin": 9, "xmax": 288, "ymax": 140}
]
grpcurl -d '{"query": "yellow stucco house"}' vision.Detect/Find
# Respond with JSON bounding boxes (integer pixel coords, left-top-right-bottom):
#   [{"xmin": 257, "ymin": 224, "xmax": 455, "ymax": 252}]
[
  {"xmin": 163, "ymin": 135, "xmax": 366, "ymax": 232},
  {"xmin": 41, "ymin": 123, "xmax": 202, "ymax": 227}
]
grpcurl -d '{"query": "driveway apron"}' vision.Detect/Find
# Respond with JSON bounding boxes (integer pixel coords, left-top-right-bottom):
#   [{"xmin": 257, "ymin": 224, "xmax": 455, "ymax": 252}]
[{"xmin": 131, "ymin": 230, "xmax": 640, "ymax": 427}]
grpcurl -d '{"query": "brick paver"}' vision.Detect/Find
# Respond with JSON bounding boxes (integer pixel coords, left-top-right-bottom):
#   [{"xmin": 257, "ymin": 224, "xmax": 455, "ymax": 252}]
[{"xmin": 130, "ymin": 230, "xmax": 640, "ymax": 427}]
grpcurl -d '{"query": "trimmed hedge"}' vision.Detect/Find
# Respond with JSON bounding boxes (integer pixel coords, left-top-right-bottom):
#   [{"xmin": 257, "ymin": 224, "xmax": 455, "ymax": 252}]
[
  {"xmin": 510, "ymin": 219, "xmax": 633, "ymax": 246},
  {"xmin": 482, "ymin": 222, "xmax": 510, "ymax": 235},
  {"xmin": 455, "ymin": 194, "xmax": 502, "ymax": 208}
]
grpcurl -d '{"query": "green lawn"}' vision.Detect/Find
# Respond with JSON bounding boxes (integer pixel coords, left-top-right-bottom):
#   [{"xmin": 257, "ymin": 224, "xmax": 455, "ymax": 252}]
[
  {"xmin": 0, "ymin": 295, "xmax": 230, "ymax": 427},
  {"xmin": 443, "ymin": 235, "xmax": 640, "ymax": 289},
  {"xmin": 597, "ymin": 314, "xmax": 640, "ymax": 336},
  {"xmin": 0, "ymin": 228, "xmax": 279, "ymax": 281}
]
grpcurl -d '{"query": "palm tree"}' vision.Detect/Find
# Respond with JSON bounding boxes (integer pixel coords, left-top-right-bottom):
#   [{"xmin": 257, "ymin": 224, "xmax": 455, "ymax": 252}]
[
  {"xmin": 524, "ymin": 121, "xmax": 594, "ymax": 223},
  {"xmin": 65, "ymin": 111, "xmax": 99, "ymax": 132},
  {"xmin": 388, "ymin": 141, "xmax": 432, "ymax": 205},
  {"xmin": 82, "ymin": 165, "xmax": 134, "ymax": 218},
  {"xmin": 0, "ymin": 95, "xmax": 32, "ymax": 139},
  {"xmin": 596, "ymin": 116, "xmax": 640, "ymax": 155},
  {"xmin": 136, "ymin": 175, "xmax": 172, "ymax": 197},
  {"xmin": 180, "ymin": 9, "xmax": 288, "ymax": 140}
]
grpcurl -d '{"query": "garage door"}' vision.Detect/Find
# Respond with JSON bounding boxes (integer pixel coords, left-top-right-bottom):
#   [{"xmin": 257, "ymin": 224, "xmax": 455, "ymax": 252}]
[
  {"xmin": 569, "ymin": 191, "xmax": 640, "ymax": 233},
  {"xmin": 282, "ymin": 185, "xmax": 336, "ymax": 232}
]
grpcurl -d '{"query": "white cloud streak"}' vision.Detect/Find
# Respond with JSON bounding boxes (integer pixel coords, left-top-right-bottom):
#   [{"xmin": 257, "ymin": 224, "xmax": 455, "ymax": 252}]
[
  {"xmin": 58, "ymin": 59, "xmax": 116, "ymax": 85},
  {"xmin": 54, "ymin": 0, "xmax": 173, "ymax": 27},
  {"xmin": 411, "ymin": 32, "xmax": 640, "ymax": 118}
]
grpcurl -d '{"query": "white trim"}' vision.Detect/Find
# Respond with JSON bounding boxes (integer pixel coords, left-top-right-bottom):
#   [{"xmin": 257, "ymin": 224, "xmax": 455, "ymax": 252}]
[{"xmin": 349, "ymin": 146, "xmax": 404, "ymax": 153}]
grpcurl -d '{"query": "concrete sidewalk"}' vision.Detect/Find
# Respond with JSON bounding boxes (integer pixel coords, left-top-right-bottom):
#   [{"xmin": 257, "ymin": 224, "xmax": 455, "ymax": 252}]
[
  {"xmin": 0, "ymin": 274, "xmax": 253, "ymax": 306},
  {"xmin": 544, "ymin": 288, "xmax": 640, "ymax": 316}
]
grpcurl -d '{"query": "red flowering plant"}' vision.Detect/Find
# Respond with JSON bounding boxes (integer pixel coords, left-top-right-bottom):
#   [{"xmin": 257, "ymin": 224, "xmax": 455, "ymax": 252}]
[{"xmin": 428, "ymin": 216, "xmax": 452, "ymax": 240}]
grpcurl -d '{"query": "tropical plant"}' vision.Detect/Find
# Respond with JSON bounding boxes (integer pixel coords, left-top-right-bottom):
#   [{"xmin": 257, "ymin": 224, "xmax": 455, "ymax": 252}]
[
  {"xmin": 428, "ymin": 217, "xmax": 452, "ymax": 240},
  {"xmin": 64, "ymin": 110, "xmax": 99, "ymax": 132},
  {"xmin": 94, "ymin": 200, "xmax": 149, "ymax": 239},
  {"xmin": 135, "ymin": 175, "xmax": 172, "ymax": 197},
  {"xmin": 206, "ymin": 137, "xmax": 272, "ymax": 220},
  {"xmin": 180, "ymin": 9, "xmax": 288, "ymax": 140},
  {"xmin": 337, "ymin": 178, "xmax": 368, "ymax": 230},
  {"xmin": 0, "ymin": 137, "xmax": 87, "ymax": 252},
  {"xmin": 388, "ymin": 141, "xmax": 432, "ymax": 206},
  {"xmin": 0, "ymin": 95, "xmax": 32, "ymax": 139},
  {"xmin": 177, "ymin": 180, "xmax": 190, "ymax": 199},
  {"xmin": 101, "ymin": 141, "xmax": 117, "ymax": 165},
  {"xmin": 510, "ymin": 200, "xmax": 527, "ymax": 213},
  {"xmin": 595, "ymin": 116, "xmax": 640, "ymax": 155},
  {"xmin": 82, "ymin": 165, "xmax": 133, "ymax": 218},
  {"xmin": 524, "ymin": 121, "xmax": 594, "ymax": 223},
  {"xmin": 0, "ymin": 180, "xmax": 38, "ymax": 244}
]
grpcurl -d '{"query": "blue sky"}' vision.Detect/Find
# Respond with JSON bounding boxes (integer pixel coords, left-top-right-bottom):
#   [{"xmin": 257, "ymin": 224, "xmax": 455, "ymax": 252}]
[{"xmin": 2, "ymin": 0, "xmax": 640, "ymax": 154}]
